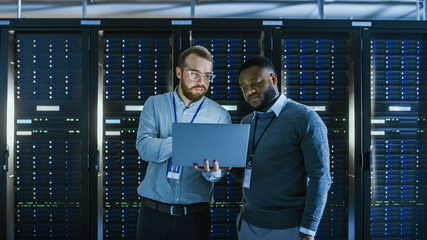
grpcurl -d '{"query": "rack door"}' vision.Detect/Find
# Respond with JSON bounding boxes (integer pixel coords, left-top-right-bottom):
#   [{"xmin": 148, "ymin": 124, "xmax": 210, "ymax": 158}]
[
  {"xmin": 8, "ymin": 31, "xmax": 90, "ymax": 240},
  {"xmin": 99, "ymin": 30, "xmax": 174, "ymax": 240},
  {"xmin": 367, "ymin": 32, "xmax": 427, "ymax": 240},
  {"xmin": 277, "ymin": 29, "xmax": 358, "ymax": 240}
]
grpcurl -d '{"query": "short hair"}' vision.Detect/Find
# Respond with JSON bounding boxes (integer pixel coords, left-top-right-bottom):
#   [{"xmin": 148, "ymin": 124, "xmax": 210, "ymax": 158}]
[
  {"xmin": 177, "ymin": 45, "xmax": 213, "ymax": 69},
  {"xmin": 238, "ymin": 56, "xmax": 276, "ymax": 77}
]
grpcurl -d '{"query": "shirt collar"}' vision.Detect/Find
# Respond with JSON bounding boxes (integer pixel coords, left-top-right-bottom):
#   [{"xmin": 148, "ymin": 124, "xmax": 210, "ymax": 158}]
[
  {"xmin": 173, "ymin": 86, "xmax": 205, "ymax": 110},
  {"xmin": 253, "ymin": 93, "xmax": 288, "ymax": 119}
]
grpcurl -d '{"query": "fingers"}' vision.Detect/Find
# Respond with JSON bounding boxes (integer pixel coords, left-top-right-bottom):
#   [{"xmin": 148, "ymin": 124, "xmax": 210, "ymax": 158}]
[
  {"xmin": 193, "ymin": 163, "xmax": 203, "ymax": 172},
  {"xmin": 213, "ymin": 160, "xmax": 220, "ymax": 172},
  {"xmin": 203, "ymin": 159, "xmax": 210, "ymax": 172},
  {"xmin": 194, "ymin": 159, "xmax": 227, "ymax": 172}
]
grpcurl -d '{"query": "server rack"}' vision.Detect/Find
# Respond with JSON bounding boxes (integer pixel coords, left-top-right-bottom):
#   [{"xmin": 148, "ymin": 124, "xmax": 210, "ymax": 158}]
[
  {"xmin": 1, "ymin": 26, "xmax": 8, "ymax": 240},
  {"xmin": 181, "ymin": 20, "xmax": 270, "ymax": 239},
  {"xmin": 273, "ymin": 21, "xmax": 363, "ymax": 240},
  {"xmin": 1, "ymin": 18, "xmax": 426, "ymax": 240},
  {"xmin": 4, "ymin": 25, "xmax": 91, "ymax": 240},
  {"xmin": 96, "ymin": 27, "xmax": 176, "ymax": 240},
  {"xmin": 0, "ymin": 19, "xmax": 361, "ymax": 240},
  {"xmin": 364, "ymin": 24, "xmax": 427, "ymax": 240}
]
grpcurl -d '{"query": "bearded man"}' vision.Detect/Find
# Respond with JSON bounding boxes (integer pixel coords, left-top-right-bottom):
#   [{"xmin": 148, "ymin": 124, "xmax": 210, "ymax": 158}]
[{"xmin": 135, "ymin": 46, "xmax": 231, "ymax": 240}]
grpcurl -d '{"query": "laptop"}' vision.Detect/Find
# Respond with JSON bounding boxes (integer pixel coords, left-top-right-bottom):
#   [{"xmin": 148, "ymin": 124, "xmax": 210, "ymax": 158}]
[{"xmin": 172, "ymin": 123, "xmax": 250, "ymax": 167}]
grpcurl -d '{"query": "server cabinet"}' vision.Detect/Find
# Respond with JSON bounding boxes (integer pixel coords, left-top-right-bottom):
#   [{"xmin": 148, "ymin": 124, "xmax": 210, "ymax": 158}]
[
  {"xmin": 2, "ymin": 18, "xmax": 426, "ymax": 240},
  {"xmin": 364, "ymin": 28, "xmax": 427, "ymax": 240},
  {"xmin": 274, "ymin": 23, "xmax": 362, "ymax": 240},
  {"xmin": 1, "ymin": 27, "xmax": 8, "ymax": 240},
  {"xmin": 5, "ymin": 29, "xmax": 91, "ymax": 240},
  {"xmin": 183, "ymin": 21, "xmax": 268, "ymax": 239},
  {"xmin": 97, "ymin": 29, "xmax": 175, "ymax": 240}
]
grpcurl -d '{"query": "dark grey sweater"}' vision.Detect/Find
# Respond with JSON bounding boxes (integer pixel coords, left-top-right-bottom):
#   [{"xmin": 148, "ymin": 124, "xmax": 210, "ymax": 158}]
[{"xmin": 236, "ymin": 99, "xmax": 331, "ymax": 232}]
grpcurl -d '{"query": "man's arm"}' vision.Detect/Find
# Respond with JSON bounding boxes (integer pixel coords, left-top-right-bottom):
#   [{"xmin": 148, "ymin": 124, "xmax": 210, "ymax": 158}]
[
  {"xmin": 136, "ymin": 97, "xmax": 172, "ymax": 163},
  {"xmin": 299, "ymin": 110, "xmax": 332, "ymax": 234}
]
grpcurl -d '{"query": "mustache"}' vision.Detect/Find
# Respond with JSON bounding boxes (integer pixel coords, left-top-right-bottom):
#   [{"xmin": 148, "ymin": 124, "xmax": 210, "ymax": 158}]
[
  {"xmin": 191, "ymin": 85, "xmax": 207, "ymax": 91},
  {"xmin": 247, "ymin": 93, "xmax": 258, "ymax": 99}
]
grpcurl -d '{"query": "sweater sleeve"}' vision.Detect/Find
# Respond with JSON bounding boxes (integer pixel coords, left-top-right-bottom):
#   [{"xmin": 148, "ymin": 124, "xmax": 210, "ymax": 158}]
[{"xmin": 299, "ymin": 110, "xmax": 332, "ymax": 233}]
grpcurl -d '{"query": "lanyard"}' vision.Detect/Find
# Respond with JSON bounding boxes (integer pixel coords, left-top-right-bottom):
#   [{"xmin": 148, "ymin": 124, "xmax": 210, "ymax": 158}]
[
  {"xmin": 247, "ymin": 113, "xmax": 275, "ymax": 168},
  {"xmin": 172, "ymin": 95, "xmax": 205, "ymax": 123}
]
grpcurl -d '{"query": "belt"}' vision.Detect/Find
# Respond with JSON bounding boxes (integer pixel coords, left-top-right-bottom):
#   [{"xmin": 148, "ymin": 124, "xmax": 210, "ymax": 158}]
[{"xmin": 141, "ymin": 197, "xmax": 210, "ymax": 216}]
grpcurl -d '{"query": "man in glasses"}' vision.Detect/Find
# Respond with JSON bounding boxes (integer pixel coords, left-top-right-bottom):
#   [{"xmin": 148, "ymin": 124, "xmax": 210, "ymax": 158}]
[
  {"xmin": 136, "ymin": 45, "xmax": 231, "ymax": 240},
  {"xmin": 233, "ymin": 56, "xmax": 331, "ymax": 240}
]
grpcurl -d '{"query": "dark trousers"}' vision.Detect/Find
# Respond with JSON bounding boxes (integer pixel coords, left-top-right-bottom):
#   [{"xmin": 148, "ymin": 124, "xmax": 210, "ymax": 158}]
[{"xmin": 136, "ymin": 205, "xmax": 211, "ymax": 240}]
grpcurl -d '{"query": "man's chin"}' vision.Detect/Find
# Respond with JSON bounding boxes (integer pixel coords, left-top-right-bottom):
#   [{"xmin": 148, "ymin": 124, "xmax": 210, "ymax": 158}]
[
  {"xmin": 193, "ymin": 90, "xmax": 206, "ymax": 97},
  {"xmin": 192, "ymin": 95, "xmax": 204, "ymax": 102},
  {"xmin": 188, "ymin": 91, "xmax": 206, "ymax": 102},
  {"xmin": 248, "ymin": 99, "xmax": 261, "ymax": 109},
  {"xmin": 252, "ymin": 102, "xmax": 269, "ymax": 111},
  {"xmin": 249, "ymin": 103, "xmax": 260, "ymax": 110}
]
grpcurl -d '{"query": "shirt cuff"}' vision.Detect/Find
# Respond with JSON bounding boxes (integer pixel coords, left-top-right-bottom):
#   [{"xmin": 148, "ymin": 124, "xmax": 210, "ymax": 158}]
[
  {"xmin": 299, "ymin": 226, "xmax": 315, "ymax": 236},
  {"xmin": 202, "ymin": 170, "xmax": 223, "ymax": 182}
]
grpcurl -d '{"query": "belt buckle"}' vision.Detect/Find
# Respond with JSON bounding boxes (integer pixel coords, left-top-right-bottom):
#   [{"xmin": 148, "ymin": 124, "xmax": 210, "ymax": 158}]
[{"xmin": 170, "ymin": 205, "xmax": 187, "ymax": 216}]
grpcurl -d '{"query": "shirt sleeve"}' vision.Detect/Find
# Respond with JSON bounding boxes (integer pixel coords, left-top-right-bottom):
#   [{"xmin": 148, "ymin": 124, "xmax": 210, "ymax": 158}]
[
  {"xmin": 218, "ymin": 108, "xmax": 232, "ymax": 124},
  {"xmin": 299, "ymin": 226, "xmax": 316, "ymax": 236},
  {"xmin": 299, "ymin": 110, "xmax": 332, "ymax": 233},
  {"xmin": 202, "ymin": 170, "xmax": 226, "ymax": 183},
  {"xmin": 135, "ymin": 97, "xmax": 172, "ymax": 163}
]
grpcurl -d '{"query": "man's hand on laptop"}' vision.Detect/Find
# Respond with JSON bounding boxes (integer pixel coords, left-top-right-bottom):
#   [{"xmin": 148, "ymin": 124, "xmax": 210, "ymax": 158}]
[{"xmin": 193, "ymin": 159, "xmax": 231, "ymax": 172}]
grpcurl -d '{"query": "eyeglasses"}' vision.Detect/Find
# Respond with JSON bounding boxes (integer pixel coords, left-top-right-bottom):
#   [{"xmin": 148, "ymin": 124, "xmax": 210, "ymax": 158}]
[{"xmin": 184, "ymin": 69, "xmax": 216, "ymax": 82}]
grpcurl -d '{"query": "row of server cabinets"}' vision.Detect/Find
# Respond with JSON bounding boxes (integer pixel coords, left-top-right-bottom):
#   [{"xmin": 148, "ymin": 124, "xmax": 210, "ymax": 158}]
[{"xmin": 0, "ymin": 18, "xmax": 425, "ymax": 240}]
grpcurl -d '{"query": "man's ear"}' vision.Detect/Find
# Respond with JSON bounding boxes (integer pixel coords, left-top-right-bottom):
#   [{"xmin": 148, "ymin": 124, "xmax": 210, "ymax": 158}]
[
  {"xmin": 270, "ymin": 73, "xmax": 278, "ymax": 86},
  {"xmin": 176, "ymin": 67, "xmax": 182, "ymax": 80}
]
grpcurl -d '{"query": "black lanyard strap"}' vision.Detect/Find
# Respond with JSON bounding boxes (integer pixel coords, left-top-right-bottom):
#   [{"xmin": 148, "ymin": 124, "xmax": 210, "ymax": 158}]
[{"xmin": 247, "ymin": 113, "xmax": 275, "ymax": 167}]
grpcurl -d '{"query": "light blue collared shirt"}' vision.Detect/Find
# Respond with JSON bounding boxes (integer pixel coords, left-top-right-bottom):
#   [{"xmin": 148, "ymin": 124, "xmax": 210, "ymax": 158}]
[
  {"xmin": 253, "ymin": 92, "xmax": 289, "ymax": 118},
  {"xmin": 136, "ymin": 89, "xmax": 231, "ymax": 204}
]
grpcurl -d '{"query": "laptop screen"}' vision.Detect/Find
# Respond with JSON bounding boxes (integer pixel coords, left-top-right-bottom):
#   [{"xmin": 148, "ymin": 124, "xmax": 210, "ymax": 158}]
[{"xmin": 172, "ymin": 123, "xmax": 250, "ymax": 167}]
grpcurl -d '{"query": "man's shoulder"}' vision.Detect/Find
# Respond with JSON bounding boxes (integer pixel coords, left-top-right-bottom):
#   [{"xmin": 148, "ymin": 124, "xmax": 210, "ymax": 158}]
[
  {"xmin": 241, "ymin": 112, "xmax": 255, "ymax": 123},
  {"xmin": 203, "ymin": 97, "xmax": 228, "ymax": 112},
  {"xmin": 151, "ymin": 91, "xmax": 173, "ymax": 99},
  {"xmin": 146, "ymin": 92, "xmax": 173, "ymax": 103},
  {"xmin": 281, "ymin": 99, "xmax": 324, "ymax": 124},
  {"xmin": 282, "ymin": 99, "xmax": 314, "ymax": 114}
]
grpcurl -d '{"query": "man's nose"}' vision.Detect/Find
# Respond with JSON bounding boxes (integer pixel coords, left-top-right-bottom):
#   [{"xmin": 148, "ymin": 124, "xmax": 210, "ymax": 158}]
[
  {"xmin": 245, "ymin": 87, "xmax": 256, "ymax": 97},
  {"xmin": 247, "ymin": 86, "xmax": 256, "ymax": 94},
  {"xmin": 194, "ymin": 77, "xmax": 204, "ymax": 84}
]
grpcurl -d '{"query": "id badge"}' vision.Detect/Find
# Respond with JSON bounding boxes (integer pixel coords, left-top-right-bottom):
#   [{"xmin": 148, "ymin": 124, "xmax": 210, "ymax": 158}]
[
  {"xmin": 167, "ymin": 161, "xmax": 182, "ymax": 180},
  {"xmin": 243, "ymin": 168, "xmax": 252, "ymax": 189}
]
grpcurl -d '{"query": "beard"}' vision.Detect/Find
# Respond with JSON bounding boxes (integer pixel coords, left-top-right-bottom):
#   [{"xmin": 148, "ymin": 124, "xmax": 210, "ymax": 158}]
[
  {"xmin": 252, "ymin": 82, "xmax": 277, "ymax": 111},
  {"xmin": 180, "ymin": 79, "xmax": 208, "ymax": 102}
]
